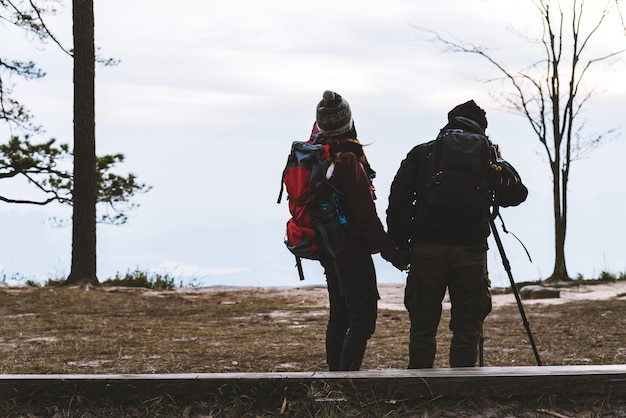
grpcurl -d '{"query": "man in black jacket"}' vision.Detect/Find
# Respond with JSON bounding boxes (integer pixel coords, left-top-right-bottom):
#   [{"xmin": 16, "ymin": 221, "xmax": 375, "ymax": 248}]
[{"xmin": 386, "ymin": 100, "xmax": 528, "ymax": 368}]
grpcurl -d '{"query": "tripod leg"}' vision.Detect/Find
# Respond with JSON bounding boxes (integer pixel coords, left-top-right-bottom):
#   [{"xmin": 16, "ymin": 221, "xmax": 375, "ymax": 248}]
[{"xmin": 489, "ymin": 217, "xmax": 542, "ymax": 366}]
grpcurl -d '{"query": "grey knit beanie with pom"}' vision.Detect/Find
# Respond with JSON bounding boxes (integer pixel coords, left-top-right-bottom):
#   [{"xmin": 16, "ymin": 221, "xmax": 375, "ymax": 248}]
[{"xmin": 315, "ymin": 90, "xmax": 353, "ymax": 136}]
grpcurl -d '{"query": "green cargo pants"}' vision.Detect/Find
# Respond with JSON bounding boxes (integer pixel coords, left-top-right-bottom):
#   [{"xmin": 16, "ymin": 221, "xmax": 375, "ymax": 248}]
[{"xmin": 404, "ymin": 242, "xmax": 492, "ymax": 368}]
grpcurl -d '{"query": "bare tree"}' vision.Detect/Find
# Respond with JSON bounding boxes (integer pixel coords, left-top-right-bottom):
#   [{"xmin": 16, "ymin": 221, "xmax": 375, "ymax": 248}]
[{"xmin": 418, "ymin": 0, "xmax": 626, "ymax": 282}]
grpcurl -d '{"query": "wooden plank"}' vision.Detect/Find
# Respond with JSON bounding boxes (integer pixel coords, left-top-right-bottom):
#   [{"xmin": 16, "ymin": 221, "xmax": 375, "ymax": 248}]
[{"xmin": 2, "ymin": 365, "xmax": 625, "ymax": 401}]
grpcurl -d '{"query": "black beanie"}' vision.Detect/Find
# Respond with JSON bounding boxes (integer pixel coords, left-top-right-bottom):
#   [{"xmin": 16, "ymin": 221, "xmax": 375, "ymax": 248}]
[
  {"xmin": 448, "ymin": 100, "xmax": 488, "ymax": 130},
  {"xmin": 316, "ymin": 90, "xmax": 353, "ymax": 136}
]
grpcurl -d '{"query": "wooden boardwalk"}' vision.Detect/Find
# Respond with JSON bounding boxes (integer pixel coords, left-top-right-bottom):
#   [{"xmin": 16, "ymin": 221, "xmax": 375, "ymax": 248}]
[{"xmin": 2, "ymin": 365, "xmax": 626, "ymax": 401}]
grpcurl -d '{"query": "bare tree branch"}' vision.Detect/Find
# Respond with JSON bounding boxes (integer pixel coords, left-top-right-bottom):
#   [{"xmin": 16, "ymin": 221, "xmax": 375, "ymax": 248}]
[{"xmin": 26, "ymin": 0, "xmax": 72, "ymax": 56}]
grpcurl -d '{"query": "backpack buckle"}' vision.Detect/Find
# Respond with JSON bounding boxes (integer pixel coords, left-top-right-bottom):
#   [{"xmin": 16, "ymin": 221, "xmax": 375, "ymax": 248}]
[{"xmin": 432, "ymin": 170, "xmax": 444, "ymax": 185}]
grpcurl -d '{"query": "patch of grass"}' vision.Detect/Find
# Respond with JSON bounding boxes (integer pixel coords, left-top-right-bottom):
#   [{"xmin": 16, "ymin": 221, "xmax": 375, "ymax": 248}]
[
  {"xmin": 598, "ymin": 270, "xmax": 618, "ymax": 282},
  {"xmin": 594, "ymin": 269, "xmax": 626, "ymax": 282},
  {"xmin": 24, "ymin": 279, "xmax": 41, "ymax": 288},
  {"xmin": 102, "ymin": 269, "xmax": 177, "ymax": 290},
  {"xmin": 2, "ymin": 383, "xmax": 623, "ymax": 417},
  {"xmin": 289, "ymin": 383, "xmax": 416, "ymax": 417}
]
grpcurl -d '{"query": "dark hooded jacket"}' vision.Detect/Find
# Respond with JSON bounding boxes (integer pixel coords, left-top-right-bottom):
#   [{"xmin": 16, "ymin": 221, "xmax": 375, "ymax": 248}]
[{"xmin": 386, "ymin": 116, "xmax": 528, "ymax": 249}]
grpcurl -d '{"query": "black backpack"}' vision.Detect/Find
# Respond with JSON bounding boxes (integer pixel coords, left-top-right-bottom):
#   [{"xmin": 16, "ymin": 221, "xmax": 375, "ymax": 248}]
[{"xmin": 419, "ymin": 129, "xmax": 496, "ymax": 225}]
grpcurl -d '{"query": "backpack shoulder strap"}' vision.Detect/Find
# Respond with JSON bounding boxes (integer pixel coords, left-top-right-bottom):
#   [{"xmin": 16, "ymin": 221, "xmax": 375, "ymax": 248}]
[
  {"xmin": 277, "ymin": 140, "xmax": 331, "ymax": 204},
  {"xmin": 420, "ymin": 131, "xmax": 446, "ymax": 187},
  {"xmin": 277, "ymin": 152, "xmax": 292, "ymax": 204}
]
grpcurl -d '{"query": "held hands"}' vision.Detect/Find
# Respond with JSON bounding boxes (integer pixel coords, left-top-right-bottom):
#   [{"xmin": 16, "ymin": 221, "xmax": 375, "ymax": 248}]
[
  {"xmin": 380, "ymin": 240, "xmax": 411, "ymax": 271},
  {"xmin": 392, "ymin": 247, "xmax": 411, "ymax": 271}
]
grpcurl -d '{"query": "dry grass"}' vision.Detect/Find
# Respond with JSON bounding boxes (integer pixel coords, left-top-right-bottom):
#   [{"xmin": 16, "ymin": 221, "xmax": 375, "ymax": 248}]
[{"xmin": 1, "ymin": 283, "xmax": 625, "ymax": 416}]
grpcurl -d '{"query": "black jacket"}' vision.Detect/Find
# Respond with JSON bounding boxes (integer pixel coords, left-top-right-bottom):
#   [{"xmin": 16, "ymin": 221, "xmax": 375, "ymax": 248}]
[{"xmin": 386, "ymin": 117, "xmax": 528, "ymax": 248}]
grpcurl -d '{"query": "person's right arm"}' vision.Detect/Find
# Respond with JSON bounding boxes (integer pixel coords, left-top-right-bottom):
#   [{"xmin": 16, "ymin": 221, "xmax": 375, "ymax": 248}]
[{"xmin": 386, "ymin": 146, "xmax": 421, "ymax": 249}]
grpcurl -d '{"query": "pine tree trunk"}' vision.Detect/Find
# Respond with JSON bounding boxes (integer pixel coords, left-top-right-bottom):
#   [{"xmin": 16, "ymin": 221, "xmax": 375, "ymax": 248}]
[{"xmin": 66, "ymin": 0, "xmax": 98, "ymax": 285}]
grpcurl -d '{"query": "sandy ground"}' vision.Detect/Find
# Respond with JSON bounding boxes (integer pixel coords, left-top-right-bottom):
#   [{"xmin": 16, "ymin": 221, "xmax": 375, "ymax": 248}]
[
  {"xmin": 387, "ymin": 280, "xmax": 613, "ymax": 310},
  {"xmin": 174, "ymin": 279, "xmax": 626, "ymax": 311},
  {"xmin": 378, "ymin": 280, "xmax": 626, "ymax": 310}
]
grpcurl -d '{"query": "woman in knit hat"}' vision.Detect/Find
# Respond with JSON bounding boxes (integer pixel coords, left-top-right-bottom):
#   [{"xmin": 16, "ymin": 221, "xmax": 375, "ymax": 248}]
[{"xmin": 310, "ymin": 90, "xmax": 407, "ymax": 371}]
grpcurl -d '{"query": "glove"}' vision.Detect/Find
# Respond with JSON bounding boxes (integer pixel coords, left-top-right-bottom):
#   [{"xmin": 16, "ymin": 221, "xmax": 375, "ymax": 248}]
[
  {"xmin": 380, "ymin": 239, "xmax": 411, "ymax": 271},
  {"xmin": 392, "ymin": 247, "xmax": 411, "ymax": 271}
]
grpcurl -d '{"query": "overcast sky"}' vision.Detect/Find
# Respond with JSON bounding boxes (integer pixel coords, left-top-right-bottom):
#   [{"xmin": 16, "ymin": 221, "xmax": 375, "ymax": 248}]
[{"xmin": 1, "ymin": 0, "xmax": 625, "ymax": 287}]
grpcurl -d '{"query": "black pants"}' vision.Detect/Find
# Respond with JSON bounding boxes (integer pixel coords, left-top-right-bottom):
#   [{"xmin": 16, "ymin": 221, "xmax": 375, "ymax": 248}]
[
  {"xmin": 404, "ymin": 243, "xmax": 492, "ymax": 368},
  {"xmin": 322, "ymin": 254, "xmax": 379, "ymax": 371}
]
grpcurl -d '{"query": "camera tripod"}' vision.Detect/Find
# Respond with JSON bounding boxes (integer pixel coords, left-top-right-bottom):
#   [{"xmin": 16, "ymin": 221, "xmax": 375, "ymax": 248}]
[{"xmin": 480, "ymin": 207, "xmax": 542, "ymax": 367}]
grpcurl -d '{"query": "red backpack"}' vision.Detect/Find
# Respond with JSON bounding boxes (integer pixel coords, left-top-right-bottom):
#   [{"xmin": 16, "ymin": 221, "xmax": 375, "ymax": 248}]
[{"xmin": 277, "ymin": 140, "xmax": 347, "ymax": 280}]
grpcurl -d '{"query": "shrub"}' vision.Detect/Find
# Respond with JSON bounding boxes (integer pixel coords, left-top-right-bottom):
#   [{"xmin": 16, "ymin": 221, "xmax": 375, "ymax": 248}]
[
  {"xmin": 598, "ymin": 270, "xmax": 617, "ymax": 282},
  {"xmin": 103, "ymin": 269, "xmax": 176, "ymax": 290},
  {"xmin": 24, "ymin": 279, "xmax": 41, "ymax": 288}
]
